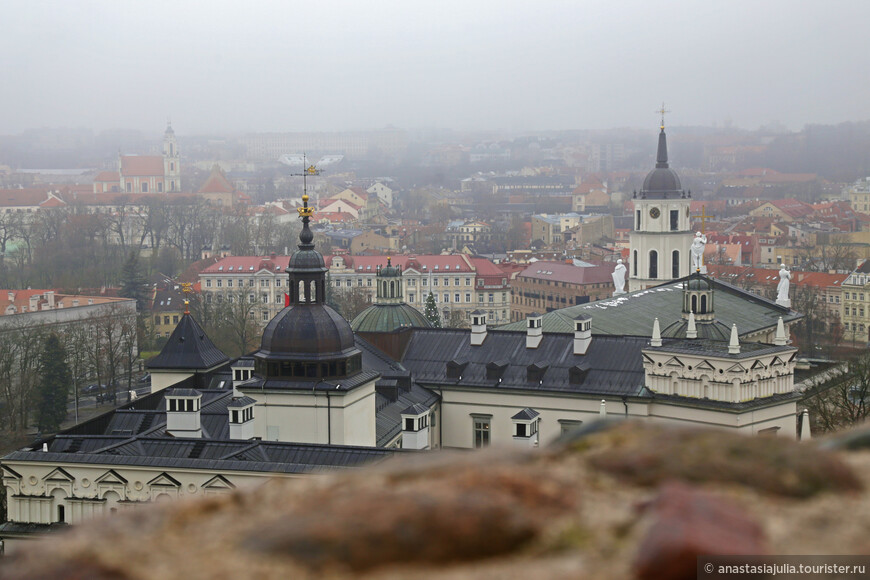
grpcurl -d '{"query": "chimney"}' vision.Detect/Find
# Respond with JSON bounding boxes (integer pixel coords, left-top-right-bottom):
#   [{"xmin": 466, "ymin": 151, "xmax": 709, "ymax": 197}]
[
  {"xmin": 799, "ymin": 409, "xmax": 811, "ymax": 441},
  {"xmin": 686, "ymin": 311, "xmax": 697, "ymax": 339},
  {"xmin": 228, "ymin": 397, "xmax": 256, "ymax": 440},
  {"xmin": 400, "ymin": 404, "xmax": 431, "ymax": 450},
  {"xmin": 29, "ymin": 295, "xmax": 38, "ymax": 312},
  {"xmin": 231, "ymin": 361, "xmax": 254, "ymax": 396},
  {"xmin": 526, "ymin": 313, "xmax": 543, "ymax": 349},
  {"xmin": 728, "ymin": 324, "xmax": 741, "ymax": 355},
  {"xmin": 774, "ymin": 316, "xmax": 787, "ymax": 346},
  {"xmin": 165, "ymin": 389, "xmax": 202, "ymax": 438},
  {"xmin": 45, "ymin": 291, "xmax": 55, "ymax": 309},
  {"xmin": 573, "ymin": 313, "xmax": 592, "ymax": 355},
  {"xmin": 470, "ymin": 310, "xmax": 487, "ymax": 346},
  {"xmin": 650, "ymin": 318, "xmax": 662, "ymax": 347},
  {"xmin": 7, "ymin": 292, "xmax": 14, "ymax": 302},
  {"xmin": 599, "ymin": 400, "xmax": 607, "ymax": 417}
]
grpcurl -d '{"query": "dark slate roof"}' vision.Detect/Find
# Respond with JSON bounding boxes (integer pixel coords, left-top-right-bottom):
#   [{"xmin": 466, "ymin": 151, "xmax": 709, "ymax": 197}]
[
  {"xmin": 146, "ymin": 313, "xmax": 230, "ymax": 370},
  {"xmin": 167, "ymin": 388, "xmax": 200, "ymax": 398},
  {"xmin": 646, "ymin": 338, "xmax": 796, "ymax": 360},
  {"xmin": 400, "ymin": 328, "xmax": 648, "ymax": 397},
  {"xmin": 351, "ymin": 303, "xmax": 431, "ymax": 333},
  {"xmin": 227, "ymin": 396, "xmax": 257, "ymax": 408},
  {"xmin": 4, "ymin": 386, "xmax": 401, "ymax": 475},
  {"xmin": 512, "ymin": 408, "xmax": 540, "ymax": 420},
  {"xmin": 240, "ymin": 371, "xmax": 380, "ymax": 393},
  {"xmin": 376, "ymin": 384, "xmax": 439, "ymax": 447},
  {"xmin": 402, "ymin": 403, "xmax": 430, "ymax": 416},
  {"xmin": 649, "ymin": 390, "xmax": 803, "ymax": 411},
  {"xmin": 498, "ymin": 275, "xmax": 801, "ymax": 337}
]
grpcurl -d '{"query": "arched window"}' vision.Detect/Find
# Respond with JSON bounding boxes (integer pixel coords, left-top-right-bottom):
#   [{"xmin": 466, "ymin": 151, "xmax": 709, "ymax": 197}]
[
  {"xmin": 633, "ymin": 250, "xmax": 638, "ymax": 276},
  {"xmin": 649, "ymin": 250, "xmax": 658, "ymax": 279},
  {"xmin": 700, "ymin": 295, "xmax": 707, "ymax": 314},
  {"xmin": 672, "ymin": 250, "xmax": 680, "ymax": 279},
  {"xmin": 58, "ymin": 505, "xmax": 65, "ymax": 523},
  {"xmin": 691, "ymin": 295, "xmax": 697, "ymax": 313},
  {"xmin": 310, "ymin": 280, "xmax": 317, "ymax": 303}
]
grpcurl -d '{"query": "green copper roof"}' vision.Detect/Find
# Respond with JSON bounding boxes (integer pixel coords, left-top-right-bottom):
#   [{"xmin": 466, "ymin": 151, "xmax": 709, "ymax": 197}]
[
  {"xmin": 351, "ymin": 303, "xmax": 432, "ymax": 333},
  {"xmin": 498, "ymin": 276, "xmax": 801, "ymax": 338}
]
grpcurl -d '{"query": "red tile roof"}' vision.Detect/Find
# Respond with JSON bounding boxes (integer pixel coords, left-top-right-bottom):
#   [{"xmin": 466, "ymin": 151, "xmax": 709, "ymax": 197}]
[
  {"xmin": 94, "ymin": 171, "xmax": 120, "ymax": 182},
  {"xmin": 120, "ymin": 155, "xmax": 164, "ymax": 177},
  {"xmin": 0, "ymin": 189, "xmax": 51, "ymax": 207},
  {"xmin": 517, "ymin": 261, "xmax": 613, "ymax": 286},
  {"xmin": 201, "ymin": 256, "xmax": 291, "ymax": 275},
  {"xmin": 198, "ymin": 166, "xmax": 236, "ymax": 194}
]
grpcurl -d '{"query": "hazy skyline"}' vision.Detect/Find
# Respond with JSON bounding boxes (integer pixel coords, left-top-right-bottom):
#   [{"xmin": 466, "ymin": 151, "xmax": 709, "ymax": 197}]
[{"xmin": 2, "ymin": 0, "xmax": 869, "ymax": 135}]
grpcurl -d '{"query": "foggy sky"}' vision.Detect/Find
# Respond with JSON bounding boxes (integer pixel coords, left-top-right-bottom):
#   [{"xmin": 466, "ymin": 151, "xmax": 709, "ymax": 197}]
[{"xmin": 2, "ymin": 0, "xmax": 869, "ymax": 135}]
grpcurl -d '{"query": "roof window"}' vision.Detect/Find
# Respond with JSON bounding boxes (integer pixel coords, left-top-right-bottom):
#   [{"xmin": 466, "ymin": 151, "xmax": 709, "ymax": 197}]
[{"xmin": 218, "ymin": 266, "xmax": 223, "ymax": 271}]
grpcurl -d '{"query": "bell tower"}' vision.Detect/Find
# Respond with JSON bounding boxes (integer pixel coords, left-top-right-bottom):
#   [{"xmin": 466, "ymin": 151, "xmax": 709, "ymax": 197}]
[
  {"xmin": 163, "ymin": 122, "xmax": 181, "ymax": 192},
  {"xmin": 628, "ymin": 110, "xmax": 693, "ymax": 292}
]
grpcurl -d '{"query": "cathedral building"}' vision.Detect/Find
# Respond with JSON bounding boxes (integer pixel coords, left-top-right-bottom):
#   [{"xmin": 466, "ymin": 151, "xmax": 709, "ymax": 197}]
[
  {"xmin": 93, "ymin": 124, "xmax": 181, "ymax": 194},
  {"xmin": 0, "ymin": 124, "xmax": 810, "ymax": 552}
]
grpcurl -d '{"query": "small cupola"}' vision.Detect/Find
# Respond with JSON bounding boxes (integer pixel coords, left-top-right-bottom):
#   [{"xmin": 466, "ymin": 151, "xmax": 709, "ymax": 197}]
[
  {"xmin": 574, "ymin": 313, "xmax": 592, "ymax": 355},
  {"xmin": 228, "ymin": 396, "xmax": 256, "ymax": 440},
  {"xmin": 526, "ymin": 312, "xmax": 543, "ymax": 349},
  {"xmin": 682, "ymin": 273, "xmax": 715, "ymax": 323},
  {"xmin": 400, "ymin": 403, "xmax": 431, "ymax": 450},
  {"xmin": 231, "ymin": 358, "xmax": 255, "ymax": 395},
  {"xmin": 470, "ymin": 310, "xmax": 487, "ymax": 346},
  {"xmin": 511, "ymin": 408, "xmax": 540, "ymax": 447},
  {"xmin": 165, "ymin": 389, "xmax": 202, "ymax": 438}
]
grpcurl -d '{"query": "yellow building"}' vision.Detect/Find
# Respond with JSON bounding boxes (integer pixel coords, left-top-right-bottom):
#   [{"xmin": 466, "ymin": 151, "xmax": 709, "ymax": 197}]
[{"xmin": 841, "ymin": 260, "xmax": 870, "ymax": 344}]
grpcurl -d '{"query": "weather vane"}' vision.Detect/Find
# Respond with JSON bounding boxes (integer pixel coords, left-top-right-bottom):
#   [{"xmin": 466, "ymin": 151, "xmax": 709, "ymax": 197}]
[
  {"xmin": 656, "ymin": 102, "xmax": 670, "ymax": 130},
  {"xmin": 292, "ymin": 154, "xmax": 320, "ymax": 220}
]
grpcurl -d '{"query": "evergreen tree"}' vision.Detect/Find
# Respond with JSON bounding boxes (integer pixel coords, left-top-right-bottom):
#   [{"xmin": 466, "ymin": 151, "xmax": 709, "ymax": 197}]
[
  {"xmin": 120, "ymin": 252, "xmax": 149, "ymax": 310},
  {"xmin": 35, "ymin": 334, "xmax": 72, "ymax": 433},
  {"xmin": 424, "ymin": 291, "xmax": 442, "ymax": 328}
]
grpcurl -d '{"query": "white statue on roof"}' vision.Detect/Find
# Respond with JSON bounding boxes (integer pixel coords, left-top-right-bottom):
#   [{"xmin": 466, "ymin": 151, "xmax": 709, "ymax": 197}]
[
  {"xmin": 612, "ymin": 259, "xmax": 626, "ymax": 295},
  {"xmin": 690, "ymin": 232, "xmax": 707, "ymax": 272},
  {"xmin": 776, "ymin": 264, "xmax": 791, "ymax": 307}
]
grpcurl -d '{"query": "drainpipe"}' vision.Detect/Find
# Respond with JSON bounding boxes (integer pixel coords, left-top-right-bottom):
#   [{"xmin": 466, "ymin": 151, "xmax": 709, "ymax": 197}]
[
  {"xmin": 622, "ymin": 395, "xmax": 629, "ymax": 418},
  {"xmin": 326, "ymin": 390, "xmax": 332, "ymax": 445}
]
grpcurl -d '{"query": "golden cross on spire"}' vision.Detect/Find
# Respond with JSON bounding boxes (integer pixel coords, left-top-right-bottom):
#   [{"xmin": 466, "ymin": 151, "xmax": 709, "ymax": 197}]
[
  {"xmin": 656, "ymin": 102, "xmax": 670, "ymax": 130},
  {"xmin": 692, "ymin": 204, "xmax": 713, "ymax": 234}
]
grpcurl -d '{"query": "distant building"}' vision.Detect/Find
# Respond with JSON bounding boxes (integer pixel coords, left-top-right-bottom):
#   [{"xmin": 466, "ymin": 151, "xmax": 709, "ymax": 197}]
[
  {"xmin": 510, "ymin": 261, "xmax": 614, "ymax": 321},
  {"xmin": 93, "ymin": 124, "xmax": 181, "ymax": 194}
]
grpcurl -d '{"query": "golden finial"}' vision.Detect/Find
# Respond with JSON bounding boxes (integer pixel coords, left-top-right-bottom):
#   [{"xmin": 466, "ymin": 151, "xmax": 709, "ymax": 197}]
[
  {"xmin": 656, "ymin": 102, "xmax": 670, "ymax": 130},
  {"xmin": 180, "ymin": 282, "xmax": 192, "ymax": 314},
  {"xmin": 307, "ymin": 165, "xmax": 318, "ymax": 175}
]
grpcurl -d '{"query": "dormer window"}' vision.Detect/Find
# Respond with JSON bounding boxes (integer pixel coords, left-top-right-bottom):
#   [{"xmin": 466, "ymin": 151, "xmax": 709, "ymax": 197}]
[
  {"xmin": 486, "ymin": 360, "xmax": 509, "ymax": 380},
  {"xmin": 446, "ymin": 359, "xmax": 468, "ymax": 379},
  {"xmin": 569, "ymin": 363, "xmax": 591, "ymax": 384},
  {"xmin": 527, "ymin": 362, "xmax": 548, "ymax": 383}
]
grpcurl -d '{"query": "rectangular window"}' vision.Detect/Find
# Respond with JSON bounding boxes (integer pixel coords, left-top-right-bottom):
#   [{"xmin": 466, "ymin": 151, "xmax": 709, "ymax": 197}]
[
  {"xmin": 217, "ymin": 279, "xmax": 223, "ymax": 287},
  {"xmin": 227, "ymin": 279, "xmax": 233, "ymax": 287},
  {"xmin": 478, "ymin": 293, "xmax": 484, "ymax": 303},
  {"xmin": 409, "ymin": 292, "xmax": 415, "ymax": 302},
  {"xmin": 670, "ymin": 209, "xmax": 678, "ymax": 231},
  {"xmin": 443, "ymin": 293, "xmax": 449, "ymax": 303},
  {"xmin": 636, "ymin": 209, "xmax": 641, "ymax": 230},
  {"xmin": 172, "ymin": 315, "xmax": 179, "ymax": 324},
  {"xmin": 455, "ymin": 278, "xmax": 460, "ymax": 286},
  {"xmin": 276, "ymin": 279, "xmax": 282, "ymax": 287},
  {"xmin": 206, "ymin": 279, "xmax": 212, "ymax": 288},
  {"xmin": 249, "ymin": 294, "xmax": 255, "ymax": 303},
  {"xmin": 465, "ymin": 278, "xmax": 471, "ymax": 286},
  {"xmin": 433, "ymin": 278, "xmax": 438, "ymax": 286},
  {"xmin": 249, "ymin": 279, "xmax": 255, "ymax": 287},
  {"xmin": 164, "ymin": 316, "xmax": 170, "ymax": 325},
  {"xmin": 489, "ymin": 293, "xmax": 494, "ymax": 303},
  {"xmin": 262, "ymin": 294, "xmax": 268, "ymax": 303},
  {"xmin": 473, "ymin": 417, "xmax": 491, "ymax": 448},
  {"xmin": 154, "ymin": 316, "xmax": 160, "ymax": 324},
  {"xmin": 465, "ymin": 293, "xmax": 471, "ymax": 302},
  {"xmin": 455, "ymin": 293, "xmax": 460, "ymax": 303},
  {"xmin": 262, "ymin": 311, "xmax": 269, "ymax": 321}
]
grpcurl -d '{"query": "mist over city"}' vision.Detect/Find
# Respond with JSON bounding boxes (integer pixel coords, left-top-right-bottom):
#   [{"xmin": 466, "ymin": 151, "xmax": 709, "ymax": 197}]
[{"xmin": 3, "ymin": 2, "xmax": 870, "ymax": 576}]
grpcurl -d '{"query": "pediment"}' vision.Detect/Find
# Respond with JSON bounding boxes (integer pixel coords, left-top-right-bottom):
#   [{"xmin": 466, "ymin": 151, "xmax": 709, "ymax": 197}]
[
  {"xmin": 750, "ymin": 360, "xmax": 767, "ymax": 370},
  {"xmin": 95, "ymin": 469, "xmax": 128, "ymax": 486},
  {"xmin": 43, "ymin": 467, "xmax": 74, "ymax": 482},
  {"xmin": 771, "ymin": 356, "xmax": 786, "ymax": 367},
  {"xmin": 2, "ymin": 466, "xmax": 21, "ymax": 480},
  {"xmin": 694, "ymin": 360, "xmax": 715, "ymax": 371},
  {"xmin": 664, "ymin": 357, "xmax": 684, "ymax": 367},
  {"xmin": 726, "ymin": 363, "xmax": 747, "ymax": 373},
  {"xmin": 642, "ymin": 353, "xmax": 656, "ymax": 365},
  {"xmin": 148, "ymin": 472, "xmax": 181, "ymax": 488},
  {"xmin": 202, "ymin": 475, "xmax": 235, "ymax": 490}
]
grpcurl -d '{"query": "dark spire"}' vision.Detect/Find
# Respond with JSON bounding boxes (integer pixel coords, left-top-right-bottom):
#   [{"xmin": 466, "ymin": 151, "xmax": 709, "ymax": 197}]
[
  {"xmin": 297, "ymin": 194, "xmax": 314, "ymax": 249},
  {"xmin": 655, "ymin": 128, "xmax": 669, "ymax": 169}
]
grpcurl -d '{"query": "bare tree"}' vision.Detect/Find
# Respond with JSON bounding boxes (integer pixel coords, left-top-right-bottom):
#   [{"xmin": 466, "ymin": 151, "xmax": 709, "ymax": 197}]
[{"xmin": 804, "ymin": 354, "xmax": 870, "ymax": 433}]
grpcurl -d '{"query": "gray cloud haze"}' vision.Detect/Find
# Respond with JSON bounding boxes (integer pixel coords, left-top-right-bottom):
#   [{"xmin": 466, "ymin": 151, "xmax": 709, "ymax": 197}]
[{"xmin": 2, "ymin": 0, "xmax": 869, "ymax": 134}]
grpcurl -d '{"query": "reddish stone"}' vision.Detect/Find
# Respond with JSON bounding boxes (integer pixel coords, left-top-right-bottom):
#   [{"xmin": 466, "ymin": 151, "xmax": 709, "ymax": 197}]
[{"xmin": 633, "ymin": 481, "xmax": 767, "ymax": 580}]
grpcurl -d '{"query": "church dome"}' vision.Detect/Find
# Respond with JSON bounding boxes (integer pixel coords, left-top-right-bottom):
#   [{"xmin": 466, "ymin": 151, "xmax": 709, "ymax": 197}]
[
  {"xmin": 379, "ymin": 256, "xmax": 401, "ymax": 278},
  {"xmin": 351, "ymin": 303, "xmax": 431, "ymax": 333},
  {"xmin": 642, "ymin": 167, "xmax": 682, "ymax": 193},
  {"xmin": 254, "ymin": 191, "xmax": 361, "ymax": 378},
  {"xmin": 261, "ymin": 304, "xmax": 356, "ymax": 358}
]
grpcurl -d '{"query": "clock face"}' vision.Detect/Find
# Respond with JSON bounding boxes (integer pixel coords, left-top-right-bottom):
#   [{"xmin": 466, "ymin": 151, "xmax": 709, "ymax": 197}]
[{"xmin": 649, "ymin": 207, "xmax": 661, "ymax": 219}]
